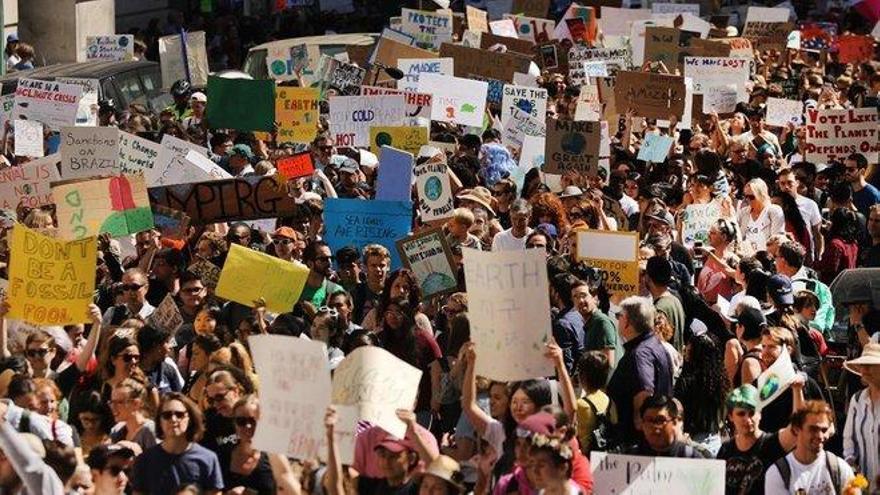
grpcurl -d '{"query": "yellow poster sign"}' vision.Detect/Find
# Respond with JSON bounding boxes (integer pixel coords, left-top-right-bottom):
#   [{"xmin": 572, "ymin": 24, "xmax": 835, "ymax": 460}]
[
  {"xmin": 8, "ymin": 225, "xmax": 97, "ymax": 325},
  {"xmin": 276, "ymin": 87, "xmax": 320, "ymax": 144},
  {"xmin": 575, "ymin": 229, "xmax": 640, "ymax": 298},
  {"xmin": 369, "ymin": 126, "xmax": 428, "ymax": 156},
  {"xmin": 215, "ymin": 244, "xmax": 309, "ymax": 313}
]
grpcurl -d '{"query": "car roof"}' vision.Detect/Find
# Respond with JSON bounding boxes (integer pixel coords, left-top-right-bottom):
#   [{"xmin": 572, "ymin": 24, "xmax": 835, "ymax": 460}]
[
  {"xmin": 0, "ymin": 60, "xmax": 158, "ymax": 88},
  {"xmin": 249, "ymin": 33, "xmax": 378, "ymax": 52}
]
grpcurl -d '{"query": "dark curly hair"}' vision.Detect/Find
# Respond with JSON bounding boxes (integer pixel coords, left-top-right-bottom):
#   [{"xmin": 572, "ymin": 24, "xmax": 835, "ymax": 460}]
[
  {"xmin": 828, "ymin": 207, "xmax": 860, "ymax": 244},
  {"xmin": 674, "ymin": 333, "xmax": 729, "ymax": 437}
]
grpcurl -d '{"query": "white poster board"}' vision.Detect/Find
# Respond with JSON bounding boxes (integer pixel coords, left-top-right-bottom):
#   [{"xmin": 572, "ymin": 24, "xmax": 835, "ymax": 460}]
[
  {"xmin": 56, "ymin": 78, "xmax": 100, "ymax": 127},
  {"xmin": 13, "ymin": 78, "xmax": 83, "ymax": 130},
  {"xmin": 397, "ymin": 58, "xmax": 454, "ymax": 93},
  {"xmin": 59, "ymin": 126, "xmax": 120, "ymax": 179},
  {"xmin": 765, "ymin": 97, "xmax": 803, "ymax": 127},
  {"xmin": 158, "ymin": 31, "xmax": 209, "ymax": 88},
  {"xmin": 501, "ymin": 84, "xmax": 548, "ymax": 125},
  {"xmin": 13, "ymin": 120, "xmax": 44, "ymax": 158},
  {"xmin": 591, "ymin": 452, "xmax": 726, "ymax": 494},
  {"xmin": 328, "ymin": 95, "xmax": 407, "ymax": 148},
  {"xmin": 418, "ymin": 73, "xmax": 488, "ymax": 128},
  {"xmin": 85, "ymin": 35, "xmax": 135, "ymax": 61}
]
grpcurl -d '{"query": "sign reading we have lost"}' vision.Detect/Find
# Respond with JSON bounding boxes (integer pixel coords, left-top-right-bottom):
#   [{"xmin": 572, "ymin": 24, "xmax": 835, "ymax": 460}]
[
  {"xmin": 463, "ymin": 248, "xmax": 554, "ymax": 382},
  {"xmin": 576, "ymin": 229, "xmax": 639, "ymax": 298}
]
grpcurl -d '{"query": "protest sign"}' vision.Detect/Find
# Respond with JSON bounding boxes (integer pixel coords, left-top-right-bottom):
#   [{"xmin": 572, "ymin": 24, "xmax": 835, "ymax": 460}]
[
  {"xmin": 683, "ymin": 57, "xmax": 750, "ymax": 100},
  {"xmin": 501, "ymin": 85, "xmax": 548, "ymax": 124},
  {"xmin": 637, "ymin": 134, "xmax": 674, "ymax": 163},
  {"xmin": 147, "ymin": 294, "xmax": 183, "ymax": 334},
  {"xmin": 59, "ymin": 127, "xmax": 119, "ymax": 179},
  {"xmin": 359, "ymin": 86, "xmax": 433, "ymax": 124},
  {"xmin": 582, "ymin": 61, "xmax": 608, "ymax": 78},
  {"xmin": 576, "ymin": 229, "xmax": 639, "ymax": 297},
  {"xmin": 652, "ymin": 2, "xmax": 700, "ymax": 15},
  {"xmin": 574, "ymin": 80, "xmax": 601, "ymax": 122},
  {"xmin": 503, "ymin": 107, "xmax": 546, "ymax": 149},
  {"xmin": 148, "ymin": 175, "xmax": 300, "ymax": 225},
  {"xmin": 702, "ymin": 85, "xmax": 738, "ymax": 114},
  {"xmin": 85, "ymin": 35, "xmax": 134, "ymax": 61},
  {"xmin": 376, "ymin": 146, "xmax": 414, "ymax": 202},
  {"xmin": 439, "ymin": 43, "xmax": 531, "ymax": 82},
  {"xmin": 480, "ymin": 32, "xmax": 536, "ymax": 56},
  {"xmin": 490, "ymin": 19, "xmax": 519, "ymax": 38},
  {"xmin": 206, "ymin": 76, "xmax": 275, "ymax": 132},
  {"xmin": 397, "ymin": 57, "xmax": 454, "ymax": 93},
  {"xmin": 324, "ymin": 199, "xmax": 412, "ymax": 268},
  {"xmin": 568, "ymin": 46, "xmax": 631, "ymax": 84},
  {"xmin": 467, "ymin": 6, "xmax": 489, "ymax": 32},
  {"xmin": 188, "ymin": 259, "xmax": 221, "ymax": 289},
  {"xmin": 216, "ymin": 244, "xmax": 308, "ymax": 312},
  {"xmin": 14, "ymin": 120, "xmax": 43, "ymax": 158},
  {"xmin": 400, "ymin": 8, "xmax": 454, "ymax": 50},
  {"xmin": 463, "ymin": 248, "xmax": 554, "ymax": 381},
  {"xmin": 276, "ymin": 152, "xmax": 315, "ymax": 180},
  {"xmin": 158, "ymin": 30, "xmax": 209, "ymax": 88},
  {"xmin": 13, "ymin": 78, "xmax": 82, "ymax": 130},
  {"xmin": 319, "ymin": 57, "xmax": 367, "ymax": 96},
  {"xmin": 396, "ymin": 228, "xmax": 458, "ymax": 299},
  {"xmin": 800, "ymin": 22, "xmax": 837, "ymax": 51},
  {"xmin": 681, "ymin": 202, "xmax": 722, "ymax": 248},
  {"xmin": 267, "ymin": 44, "xmax": 303, "ymax": 82},
  {"xmin": 643, "ymin": 26, "xmax": 690, "ymax": 72},
  {"xmin": 0, "ymin": 95, "xmax": 14, "ymax": 135},
  {"xmin": 149, "ymin": 148, "xmax": 231, "ymax": 188},
  {"xmin": 53, "ymin": 175, "xmax": 154, "ymax": 241},
  {"xmin": 805, "ymin": 108, "xmax": 879, "ymax": 164},
  {"xmin": 56, "ymin": 78, "xmax": 99, "ymax": 127},
  {"xmin": 418, "ymin": 73, "xmax": 487, "ymax": 127},
  {"xmin": 598, "ymin": 7, "xmax": 652, "ymax": 37},
  {"xmin": 370, "ymin": 126, "xmax": 428, "ymax": 156},
  {"xmin": 511, "ymin": 0, "xmax": 550, "ymax": 17},
  {"xmin": 276, "ymin": 87, "xmax": 320, "ymax": 144},
  {"xmin": 544, "ymin": 119, "xmax": 601, "ymax": 175},
  {"xmin": 0, "ymin": 154, "xmax": 60, "ymax": 209},
  {"xmin": 614, "ymin": 71, "xmax": 686, "ymax": 120},
  {"xmin": 765, "ymin": 97, "xmax": 803, "ymax": 127},
  {"xmin": 745, "ymin": 6, "xmax": 790, "ymax": 24},
  {"xmin": 503, "ymin": 14, "xmax": 555, "ymax": 43},
  {"xmin": 742, "ymin": 21, "xmax": 793, "ymax": 52},
  {"xmin": 117, "ymin": 131, "xmax": 161, "ymax": 176},
  {"xmin": 249, "ymin": 335, "xmax": 331, "ymax": 460},
  {"xmin": 756, "ymin": 346, "xmax": 797, "ymax": 410},
  {"xmin": 151, "ymin": 205, "xmax": 190, "ymax": 240},
  {"xmin": 7, "ymin": 225, "xmax": 96, "ymax": 326},
  {"xmin": 328, "ymin": 95, "xmax": 407, "ymax": 148},
  {"xmin": 414, "ymin": 159, "xmax": 454, "ymax": 222},
  {"xmin": 368, "ymin": 37, "xmax": 436, "ymax": 85},
  {"xmin": 555, "ymin": 3, "xmax": 597, "ymax": 42},
  {"xmin": 724, "ymin": 37, "xmax": 754, "ymax": 59},
  {"xmin": 591, "ymin": 452, "xmax": 726, "ymax": 494},
  {"xmin": 836, "ymin": 35, "xmax": 874, "ymax": 64}
]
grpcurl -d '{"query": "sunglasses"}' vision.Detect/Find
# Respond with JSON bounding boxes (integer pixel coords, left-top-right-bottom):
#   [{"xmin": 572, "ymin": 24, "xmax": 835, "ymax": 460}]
[
  {"xmin": 317, "ymin": 306, "xmax": 339, "ymax": 318},
  {"xmin": 206, "ymin": 391, "xmax": 229, "ymax": 405},
  {"xmin": 234, "ymin": 416, "xmax": 257, "ymax": 428},
  {"xmin": 181, "ymin": 286, "xmax": 205, "ymax": 294},
  {"xmin": 26, "ymin": 348, "xmax": 50, "ymax": 358},
  {"xmin": 103, "ymin": 465, "xmax": 126, "ymax": 477},
  {"xmin": 160, "ymin": 410, "xmax": 188, "ymax": 421},
  {"xmin": 121, "ymin": 283, "xmax": 144, "ymax": 292},
  {"xmin": 273, "ymin": 238, "xmax": 293, "ymax": 245},
  {"xmin": 318, "ymin": 145, "xmax": 333, "ymax": 151},
  {"xmin": 118, "ymin": 353, "xmax": 140, "ymax": 363}
]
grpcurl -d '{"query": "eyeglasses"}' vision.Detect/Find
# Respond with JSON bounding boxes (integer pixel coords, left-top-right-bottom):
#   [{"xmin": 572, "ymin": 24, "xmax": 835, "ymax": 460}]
[
  {"xmin": 273, "ymin": 238, "xmax": 293, "ymax": 245},
  {"xmin": 121, "ymin": 283, "xmax": 144, "ymax": 292},
  {"xmin": 25, "ymin": 348, "xmax": 50, "ymax": 358},
  {"xmin": 234, "ymin": 416, "xmax": 257, "ymax": 428},
  {"xmin": 181, "ymin": 286, "xmax": 205, "ymax": 294},
  {"xmin": 160, "ymin": 410, "xmax": 188, "ymax": 421},
  {"xmin": 103, "ymin": 465, "xmax": 126, "ymax": 477},
  {"xmin": 118, "ymin": 353, "xmax": 140, "ymax": 363},
  {"xmin": 645, "ymin": 415, "xmax": 675, "ymax": 426},
  {"xmin": 206, "ymin": 390, "xmax": 230, "ymax": 405},
  {"xmin": 318, "ymin": 145, "xmax": 333, "ymax": 151}
]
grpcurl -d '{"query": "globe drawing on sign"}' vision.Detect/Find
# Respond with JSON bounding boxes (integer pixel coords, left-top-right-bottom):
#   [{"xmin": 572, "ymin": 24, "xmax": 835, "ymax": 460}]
[
  {"xmin": 375, "ymin": 132, "xmax": 393, "ymax": 148},
  {"xmin": 519, "ymin": 24, "xmax": 532, "ymax": 35},
  {"xmin": 422, "ymin": 271, "xmax": 457, "ymax": 297},
  {"xmin": 118, "ymin": 36, "xmax": 130, "ymax": 47},
  {"xmin": 424, "ymin": 176, "xmax": 443, "ymax": 201},
  {"xmin": 516, "ymin": 99, "xmax": 534, "ymax": 115},
  {"xmin": 760, "ymin": 374, "xmax": 781, "ymax": 401},
  {"xmin": 561, "ymin": 132, "xmax": 585, "ymax": 155},
  {"xmin": 270, "ymin": 60, "xmax": 287, "ymax": 76}
]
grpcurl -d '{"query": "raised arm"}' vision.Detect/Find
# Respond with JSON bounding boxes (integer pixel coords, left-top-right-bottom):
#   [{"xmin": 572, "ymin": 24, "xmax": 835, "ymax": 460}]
[
  {"xmin": 323, "ymin": 406, "xmax": 345, "ymax": 495},
  {"xmin": 0, "ymin": 301, "xmax": 10, "ymax": 359},
  {"xmin": 75, "ymin": 304, "xmax": 103, "ymax": 372},
  {"xmin": 546, "ymin": 340, "xmax": 577, "ymax": 420},
  {"xmin": 461, "ymin": 343, "xmax": 493, "ymax": 436}
]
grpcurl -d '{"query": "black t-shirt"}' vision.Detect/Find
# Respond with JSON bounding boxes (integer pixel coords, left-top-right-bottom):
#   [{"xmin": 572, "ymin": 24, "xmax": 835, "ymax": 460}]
[
  {"xmin": 357, "ymin": 477, "xmax": 418, "ymax": 495},
  {"xmin": 200, "ymin": 409, "xmax": 239, "ymax": 452},
  {"xmin": 717, "ymin": 432, "xmax": 788, "ymax": 495},
  {"xmin": 217, "ymin": 447, "xmax": 276, "ymax": 495},
  {"xmin": 758, "ymin": 376, "xmax": 823, "ymax": 432}
]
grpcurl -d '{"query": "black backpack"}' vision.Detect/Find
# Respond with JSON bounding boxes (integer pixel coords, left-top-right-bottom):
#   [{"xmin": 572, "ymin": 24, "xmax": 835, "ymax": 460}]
[
  {"xmin": 583, "ymin": 395, "xmax": 613, "ymax": 453},
  {"xmin": 773, "ymin": 451, "xmax": 842, "ymax": 495}
]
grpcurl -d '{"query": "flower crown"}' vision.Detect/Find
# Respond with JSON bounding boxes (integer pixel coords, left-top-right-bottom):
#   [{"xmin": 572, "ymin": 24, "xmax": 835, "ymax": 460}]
[{"xmin": 530, "ymin": 433, "xmax": 573, "ymax": 460}]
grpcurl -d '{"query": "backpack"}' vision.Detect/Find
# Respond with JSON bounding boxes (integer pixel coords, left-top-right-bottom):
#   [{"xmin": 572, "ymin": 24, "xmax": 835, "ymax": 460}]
[
  {"xmin": 583, "ymin": 395, "xmax": 613, "ymax": 453},
  {"xmin": 773, "ymin": 451, "xmax": 842, "ymax": 495}
]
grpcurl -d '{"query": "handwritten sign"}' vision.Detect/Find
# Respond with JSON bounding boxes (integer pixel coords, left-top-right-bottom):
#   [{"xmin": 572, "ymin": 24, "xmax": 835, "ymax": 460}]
[
  {"xmin": 117, "ymin": 131, "xmax": 161, "ymax": 176},
  {"xmin": 490, "ymin": 19, "xmax": 519, "ymax": 38},
  {"xmin": 463, "ymin": 248, "xmax": 553, "ymax": 381},
  {"xmin": 418, "ymin": 73, "xmax": 488, "ymax": 127},
  {"xmin": 320, "ymin": 57, "xmax": 366, "ymax": 96},
  {"xmin": 59, "ymin": 126, "xmax": 119, "ymax": 179},
  {"xmin": 501, "ymin": 84, "xmax": 548, "ymax": 124},
  {"xmin": 7, "ymin": 225, "xmax": 96, "ymax": 326},
  {"xmin": 614, "ymin": 71, "xmax": 686, "ymax": 120},
  {"xmin": 544, "ymin": 119, "xmax": 601, "ymax": 175},
  {"xmin": 324, "ymin": 199, "xmax": 412, "ymax": 268},
  {"xmin": 414, "ymin": 158, "xmax": 454, "ymax": 222},
  {"xmin": 504, "ymin": 14, "xmax": 556, "ymax": 43},
  {"xmin": 85, "ymin": 35, "xmax": 134, "ymax": 61},
  {"xmin": 503, "ymin": 107, "xmax": 546, "ymax": 150},
  {"xmin": 13, "ymin": 120, "xmax": 44, "ymax": 158},
  {"xmin": 805, "ymin": 108, "xmax": 879, "ymax": 164},
  {"xmin": 637, "ymin": 134, "xmax": 674, "ymax": 163},
  {"xmin": 276, "ymin": 87, "xmax": 320, "ymax": 144},
  {"xmin": 149, "ymin": 146, "xmax": 229, "ymax": 188},
  {"xmin": 702, "ymin": 85, "xmax": 738, "ymax": 114},
  {"xmin": 568, "ymin": 46, "xmax": 631, "ymax": 85},
  {"xmin": 360, "ymin": 86, "xmax": 433, "ymax": 125},
  {"xmin": 439, "ymin": 43, "xmax": 531, "ymax": 83},
  {"xmin": 466, "ymin": 6, "xmax": 489, "ymax": 32},
  {"xmin": 756, "ymin": 345, "xmax": 797, "ymax": 410},
  {"xmin": 397, "ymin": 57, "xmax": 454, "ymax": 93},
  {"xmin": 147, "ymin": 293, "xmax": 183, "ymax": 334},
  {"xmin": 576, "ymin": 229, "xmax": 639, "ymax": 297},
  {"xmin": 13, "ymin": 78, "xmax": 82, "ymax": 130},
  {"xmin": 328, "ymin": 95, "xmax": 406, "ymax": 148},
  {"xmin": 765, "ymin": 97, "xmax": 803, "ymax": 127},
  {"xmin": 370, "ymin": 126, "xmax": 428, "ymax": 156},
  {"xmin": 216, "ymin": 244, "xmax": 308, "ymax": 312},
  {"xmin": 681, "ymin": 202, "xmax": 721, "ymax": 248},
  {"xmin": 400, "ymin": 8, "xmax": 454, "ymax": 50},
  {"xmin": 396, "ymin": 228, "xmax": 458, "ymax": 299},
  {"xmin": 591, "ymin": 452, "xmax": 726, "ymax": 494},
  {"xmin": 56, "ymin": 77, "xmax": 99, "ymax": 127},
  {"xmin": 249, "ymin": 335, "xmax": 331, "ymax": 460},
  {"xmin": 742, "ymin": 21, "xmax": 793, "ymax": 52},
  {"xmin": 53, "ymin": 175, "xmax": 154, "ymax": 240},
  {"xmin": 277, "ymin": 152, "xmax": 315, "ymax": 180},
  {"xmin": 683, "ymin": 57, "xmax": 750, "ymax": 101},
  {"xmin": 0, "ymin": 154, "xmax": 61, "ymax": 209}
]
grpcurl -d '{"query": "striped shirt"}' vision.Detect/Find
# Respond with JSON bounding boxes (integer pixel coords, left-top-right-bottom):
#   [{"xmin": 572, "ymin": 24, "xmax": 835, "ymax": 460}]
[{"xmin": 843, "ymin": 388, "xmax": 880, "ymax": 486}]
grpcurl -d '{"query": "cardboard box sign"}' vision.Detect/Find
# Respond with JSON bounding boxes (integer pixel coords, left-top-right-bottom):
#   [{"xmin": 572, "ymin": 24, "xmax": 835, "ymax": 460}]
[
  {"xmin": 480, "ymin": 32, "xmax": 536, "ymax": 57},
  {"xmin": 148, "ymin": 176, "xmax": 300, "ymax": 225},
  {"xmin": 439, "ymin": 43, "xmax": 531, "ymax": 83},
  {"xmin": 613, "ymin": 71, "xmax": 686, "ymax": 120},
  {"xmin": 544, "ymin": 119, "xmax": 602, "ymax": 175}
]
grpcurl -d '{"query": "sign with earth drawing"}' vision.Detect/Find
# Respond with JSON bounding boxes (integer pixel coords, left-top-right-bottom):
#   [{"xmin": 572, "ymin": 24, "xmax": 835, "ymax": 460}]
[{"xmin": 396, "ymin": 228, "xmax": 459, "ymax": 299}]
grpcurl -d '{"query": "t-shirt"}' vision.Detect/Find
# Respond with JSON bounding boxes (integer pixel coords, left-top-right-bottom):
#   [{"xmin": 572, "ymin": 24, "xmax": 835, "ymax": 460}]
[
  {"xmin": 717, "ymin": 432, "xmax": 788, "ymax": 495},
  {"xmin": 217, "ymin": 447, "xmax": 277, "ymax": 495},
  {"xmin": 131, "ymin": 443, "xmax": 224, "ymax": 495},
  {"xmin": 110, "ymin": 420, "xmax": 157, "ymax": 452},
  {"xmin": 764, "ymin": 451, "xmax": 854, "ymax": 494},
  {"xmin": 583, "ymin": 310, "xmax": 622, "ymax": 369},
  {"xmin": 299, "ymin": 278, "xmax": 344, "ymax": 308},
  {"xmin": 737, "ymin": 205, "xmax": 785, "ymax": 252},
  {"xmin": 654, "ymin": 293, "xmax": 685, "ymax": 351},
  {"xmin": 491, "ymin": 227, "xmax": 533, "ymax": 251},
  {"xmin": 853, "ymin": 183, "xmax": 880, "ymax": 216}
]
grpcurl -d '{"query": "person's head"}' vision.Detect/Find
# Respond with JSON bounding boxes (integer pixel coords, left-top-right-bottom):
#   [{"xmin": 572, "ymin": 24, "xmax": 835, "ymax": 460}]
[
  {"xmin": 24, "ymin": 331, "xmax": 56, "ymax": 375},
  {"xmin": 776, "ymin": 167, "xmax": 799, "ymax": 197},
  {"xmin": 191, "ymin": 334, "xmax": 223, "ymax": 373},
  {"xmin": 86, "ymin": 444, "xmax": 135, "ymax": 495},
  {"xmin": 743, "ymin": 178, "xmax": 770, "ymax": 208},
  {"xmin": 204, "ymin": 369, "xmax": 244, "ymax": 417},
  {"xmin": 794, "ymin": 290, "xmax": 820, "ymax": 322},
  {"xmin": 311, "ymin": 133, "xmax": 334, "ymax": 165},
  {"xmin": 418, "ymin": 455, "xmax": 465, "ymax": 495},
  {"xmin": 510, "ymin": 199, "xmax": 532, "ymax": 232},
  {"xmin": 747, "ymin": 107, "xmax": 765, "ymax": 133},
  {"xmin": 645, "ymin": 255, "xmax": 673, "ymax": 290},
  {"xmin": 578, "ymin": 351, "xmax": 610, "ymax": 393},
  {"xmin": 150, "ymin": 248, "xmax": 183, "ymax": 283},
  {"xmin": 272, "ymin": 227, "xmax": 305, "ymax": 261},
  {"xmin": 327, "ymin": 291, "xmax": 354, "ymax": 325},
  {"xmin": 303, "ymin": 239, "xmax": 333, "ymax": 276},
  {"xmin": 178, "ymin": 271, "xmax": 206, "ymax": 311},
  {"xmin": 120, "ymin": 268, "xmax": 149, "ymax": 308},
  {"xmin": 844, "ymin": 152, "xmax": 869, "ymax": 184},
  {"xmin": 33, "ymin": 378, "xmax": 61, "ymax": 418},
  {"xmin": 194, "ymin": 305, "xmax": 222, "ymax": 336},
  {"xmin": 104, "ymin": 334, "xmax": 139, "ymax": 380},
  {"xmin": 828, "ymin": 207, "xmax": 860, "ymax": 243},
  {"xmin": 68, "ymin": 463, "xmax": 95, "ymax": 495},
  {"xmin": 509, "ymin": 379, "xmax": 552, "ymax": 424},
  {"xmin": 527, "ymin": 433, "xmax": 574, "ymax": 489},
  {"xmin": 156, "ymin": 393, "xmax": 204, "ymax": 442},
  {"xmin": 136, "ymin": 324, "xmax": 173, "ymax": 365},
  {"xmin": 790, "ymin": 401, "xmax": 835, "ymax": 456},
  {"xmin": 734, "ymin": 305, "xmax": 767, "ymax": 343},
  {"xmin": 447, "ymin": 208, "xmax": 475, "ymax": 238},
  {"xmin": 110, "ymin": 376, "xmax": 148, "ymax": 424},
  {"xmin": 335, "ymin": 246, "xmax": 361, "ymax": 285},
  {"xmin": 363, "ymin": 244, "xmax": 391, "ymax": 288},
  {"xmin": 374, "ymin": 433, "xmax": 419, "ymax": 483},
  {"xmin": 868, "ymin": 204, "xmax": 880, "ymax": 240},
  {"xmin": 170, "ymin": 79, "xmax": 191, "ymax": 105},
  {"xmin": 134, "ymin": 230, "xmax": 160, "ymax": 256},
  {"xmin": 189, "ymin": 92, "xmax": 206, "ymax": 116},
  {"xmin": 226, "ymin": 222, "xmax": 252, "ymax": 247},
  {"xmin": 760, "ymin": 326, "xmax": 795, "ymax": 367},
  {"xmin": 639, "ymin": 395, "xmax": 681, "ymax": 452},
  {"xmin": 7, "ymin": 374, "xmax": 37, "ymax": 410},
  {"xmin": 766, "ymin": 274, "xmax": 794, "ymax": 308},
  {"xmin": 774, "ymin": 241, "xmax": 805, "ymax": 276},
  {"xmin": 231, "ymin": 395, "xmax": 259, "ymax": 444},
  {"xmin": 491, "ymin": 178, "xmax": 517, "ymax": 207},
  {"xmin": 617, "ymin": 296, "xmax": 655, "ymax": 340},
  {"xmin": 569, "ymin": 277, "xmax": 598, "ymax": 317},
  {"xmin": 725, "ymin": 384, "xmax": 760, "ymax": 435}
]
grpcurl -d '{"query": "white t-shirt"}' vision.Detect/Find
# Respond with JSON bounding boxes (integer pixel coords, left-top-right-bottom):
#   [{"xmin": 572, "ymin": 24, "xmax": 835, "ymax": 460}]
[
  {"xmin": 795, "ymin": 193, "xmax": 822, "ymax": 239},
  {"xmin": 737, "ymin": 204, "xmax": 785, "ymax": 252},
  {"xmin": 492, "ymin": 227, "xmax": 533, "ymax": 251},
  {"xmin": 764, "ymin": 451, "xmax": 854, "ymax": 494}
]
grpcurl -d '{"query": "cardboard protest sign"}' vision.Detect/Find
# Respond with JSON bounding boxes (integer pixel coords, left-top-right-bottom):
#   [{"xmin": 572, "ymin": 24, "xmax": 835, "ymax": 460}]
[
  {"xmin": 504, "ymin": 14, "xmax": 555, "ymax": 43},
  {"xmin": 637, "ymin": 134, "xmax": 674, "ymax": 163},
  {"xmin": 512, "ymin": 0, "xmax": 550, "ymax": 18},
  {"xmin": 756, "ymin": 346, "xmax": 797, "ymax": 410},
  {"xmin": 376, "ymin": 146, "xmax": 414, "ymax": 202},
  {"xmin": 574, "ymin": 81, "xmax": 601, "ymax": 122},
  {"xmin": 701, "ymin": 85, "xmax": 738, "ymax": 114},
  {"xmin": 598, "ymin": 7, "xmax": 652, "ymax": 37},
  {"xmin": 723, "ymin": 37, "xmax": 754, "ymax": 59},
  {"xmin": 55, "ymin": 78, "xmax": 99, "ymax": 127},
  {"xmin": 397, "ymin": 57, "xmax": 454, "ymax": 93},
  {"xmin": 276, "ymin": 152, "xmax": 315, "ymax": 180},
  {"xmin": 466, "ymin": 6, "xmax": 489, "ymax": 32},
  {"xmin": 745, "ymin": 6, "xmax": 791, "ymax": 24},
  {"xmin": 463, "ymin": 248, "xmax": 554, "ymax": 381},
  {"xmin": 568, "ymin": 46, "xmax": 631, "ymax": 84},
  {"xmin": 147, "ymin": 293, "xmax": 183, "ymax": 334},
  {"xmin": 370, "ymin": 126, "xmax": 428, "ymax": 156},
  {"xmin": 765, "ymin": 97, "xmax": 803, "ymax": 127},
  {"xmin": 324, "ymin": 199, "xmax": 412, "ymax": 268},
  {"xmin": 742, "ymin": 21, "xmax": 793, "ymax": 52},
  {"xmin": 53, "ymin": 175, "xmax": 154, "ymax": 240},
  {"xmin": 400, "ymin": 8, "xmax": 454, "ymax": 50},
  {"xmin": 319, "ymin": 57, "xmax": 367, "ymax": 96},
  {"xmin": 206, "ymin": 76, "xmax": 275, "ymax": 132},
  {"xmin": 591, "ymin": 452, "xmax": 726, "ymax": 494},
  {"xmin": 276, "ymin": 87, "xmax": 320, "ymax": 144},
  {"xmin": 58, "ymin": 126, "xmax": 119, "ymax": 179},
  {"xmin": 7, "ymin": 225, "xmax": 96, "ymax": 326},
  {"xmin": 85, "ymin": 35, "xmax": 134, "ymax": 61},
  {"xmin": 148, "ymin": 175, "xmax": 299, "ymax": 225},
  {"xmin": 836, "ymin": 35, "xmax": 874, "ymax": 64},
  {"xmin": 396, "ymin": 228, "xmax": 458, "ymax": 299},
  {"xmin": 368, "ymin": 37, "xmax": 436, "ymax": 85},
  {"xmin": 0, "ymin": 154, "xmax": 61, "ymax": 209},
  {"xmin": 501, "ymin": 85, "xmax": 548, "ymax": 124},
  {"xmin": 614, "ymin": 71, "xmax": 686, "ymax": 120},
  {"xmin": 414, "ymin": 158, "xmax": 454, "ymax": 222},
  {"xmin": 576, "ymin": 229, "xmax": 639, "ymax": 297},
  {"xmin": 652, "ymin": 2, "xmax": 700, "ymax": 15},
  {"xmin": 151, "ymin": 205, "xmax": 190, "ymax": 240},
  {"xmin": 13, "ymin": 78, "xmax": 83, "ymax": 130},
  {"xmin": 249, "ymin": 335, "xmax": 331, "ymax": 460},
  {"xmin": 331, "ymin": 346, "xmax": 422, "ymax": 438},
  {"xmin": 328, "ymin": 95, "xmax": 406, "ymax": 148},
  {"xmin": 14, "ymin": 120, "xmax": 43, "ymax": 158},
  {"xmin": 117, "ymin": 131, "xmax": 161, "ymax": 177},
  {"xmin": 490, "ymin": 19, "xmax": 519, "ymax": 38},
  {"xmin": 418, "ymin": 73, "xmax": 487, "ymax": 128},
  {"xmin": 480, "ymin": 32, "xmax": 535, "ymax": 56},
  {"xmin": 439, "ymin": 43, "xmax": 531, "ymax": 82},
  {"xmin": 805, "ymin": 108, "xmax": 879, "ymax": 164},
  {"xmin": 158, "ymin": 30, "xmax": 209, "ymax": 88},
  {"xmin": 683, "ymin": 57, "xmax": 750, "ymax": 100},
  {"xmin": 359, "ymin": 86, "xmax": 433, "ymax": 124},
  {"xmin": 188, "ymin": 259, "xmax": 221, "ymax": 289},
  {"xmin": 544, "ymin": 119, "xmax": 601, "ymax": 175},
  {"xmin": 216, "ymin": 244, "xmax": 308, "ymax": 312},
  {"xmin": 681, "ymin": 202, "xmax": 721, "ymax": 248}
]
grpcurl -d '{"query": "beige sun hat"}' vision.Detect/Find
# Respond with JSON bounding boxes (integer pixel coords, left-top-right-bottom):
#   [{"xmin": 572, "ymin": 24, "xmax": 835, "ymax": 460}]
[
  {"xmin": 844, "ymin": 343, "xmax": 880, "ymax": 376},
  {"xmin": 422, "ymin": 455, "xmax": 465, "ymax": 493},
  {"xmin": 456, "ymin": 186, "xmax": 496, "ymax": 217}
]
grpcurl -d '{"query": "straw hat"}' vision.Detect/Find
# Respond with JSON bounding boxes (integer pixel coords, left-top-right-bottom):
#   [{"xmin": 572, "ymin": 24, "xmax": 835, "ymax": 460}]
[
  {"xmin": 456, "ymin": 187, "xmax": 496, "ymax": 217},
  {"xmin": 844, "ymin": 343, "xmax": 880, "ymax": 376},
  {"xmin": 422, "ymin": 455, "xmax": 465, "ymax": 493}
]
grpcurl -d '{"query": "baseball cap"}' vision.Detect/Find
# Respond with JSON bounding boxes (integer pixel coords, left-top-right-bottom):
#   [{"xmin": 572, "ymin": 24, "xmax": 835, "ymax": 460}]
[
  {"xmin": 536, "ymin": 223, "xmax": 558, "ymax": 239},
  {"xmin": 374, "ymin": 433, "xmax": 417, "ymax": 454},
  {"xmin": 732, "ymin": 306, "xmax": 767, "ymax": 340},
  {"xmin": 726, "ymin": 384, "xmax": 759, "ymax": 411},
  {"xmin": 190, "ymin": 92, "xmax": 207, "ymax": 103},
  {"xmin": 337, "ymin": 157, "xmax": 360, "ymax": 174},
  {"xmin": 86, "ymin": 444, "xmax": 135, "ymax": 470},
  {"xmin": 767, "ymin": 274, "xmax": 794, "ymax": 306},
  {"xmin": 229, "ymin": 144, "xmax": 254, "ymax": 161},
  {"xmin": 6, "ymin": 34, "xmax": 18, "ymax": 43},
  {"xmin": 273, "ymin": 227, "xmax": 298, "ymax": 240}
]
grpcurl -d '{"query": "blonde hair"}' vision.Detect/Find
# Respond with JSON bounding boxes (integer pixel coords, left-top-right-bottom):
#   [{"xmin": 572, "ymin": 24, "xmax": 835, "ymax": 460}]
[
  {"xmin": 363, "ymin": 244, "xmax": 390, "ymax": 263},
  {"xmin": 746, "ymin": 178, "xmax": 770, "ymax": 204},
  {"xmin": 451, "ymin": 207, "xmax": 475, "ymax": 227}
]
